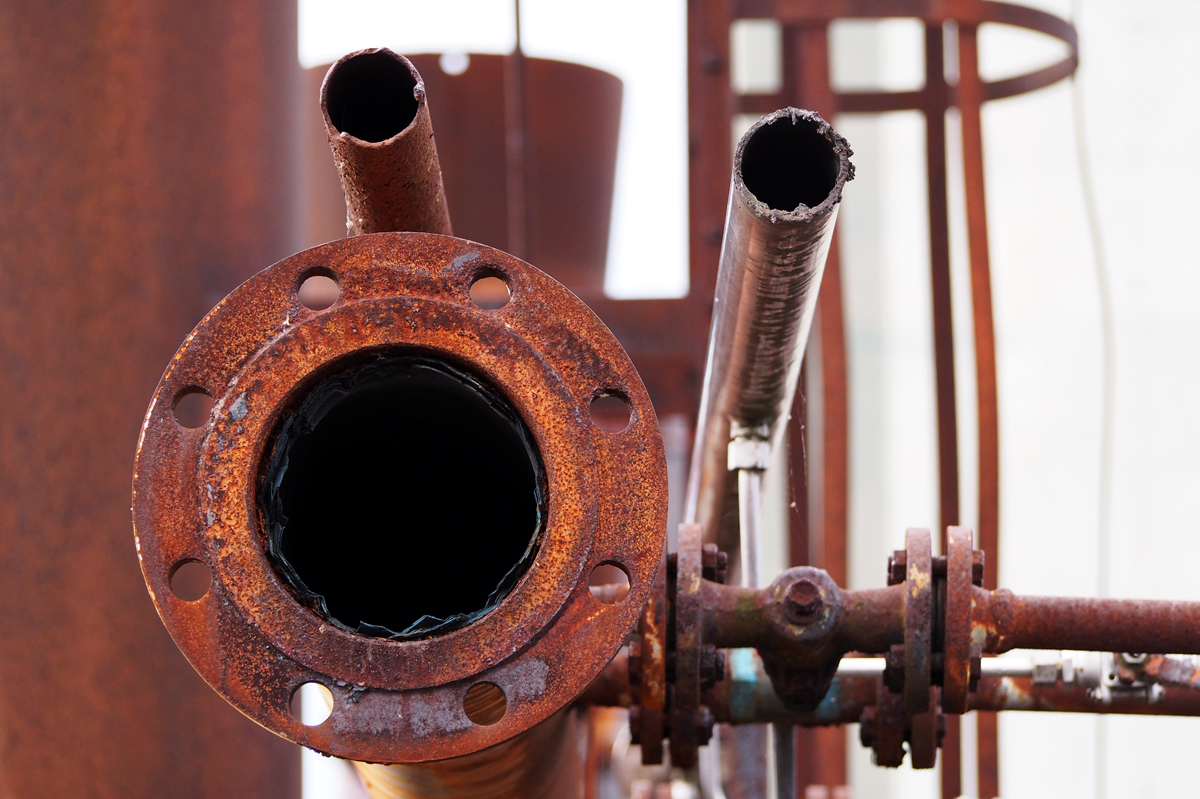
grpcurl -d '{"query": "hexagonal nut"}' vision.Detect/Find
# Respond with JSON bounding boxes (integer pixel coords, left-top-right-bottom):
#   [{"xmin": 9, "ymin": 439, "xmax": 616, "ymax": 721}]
[
  {"xmin": 628, "ymin": 705, "xmax": 643, "ymax": 745},
  {"xmin": 695, "ymin": 706, "xmax": 715, "ymax": 745},
  {"xmin": 859, "ymin": 706, "xmax": 878, "ymax": 748},
  {"xmin": 888, "ymin": 550, "xmax": 907, "ymax": 586},
  {"xmin": 702, "ymin": 543, "xmax": 729, "ymax": 584},
  {"xmin": 968, "ymin": 643, "xmax": 983, "ymax": 692},
  {"xmin": 972, "ymin": 551, "xmax": 985, "ymax": 586},
  {"xmin": 761, "ymin": 567, "xmax": 843, "ymax": 647},
  {"xmin": 700, "ymin": 644, "xmax": 723, "ymax": 688},
  {"xmin": 628, "ymin": 648, "xmax": 643, "ymax": 687},
  {"xmin": 884, "ymin": 645, "xmax": 906, "ymax": 694},
  {"xmin": 783, "ymin": 577, "xmax": 824, "ymax": 623}
]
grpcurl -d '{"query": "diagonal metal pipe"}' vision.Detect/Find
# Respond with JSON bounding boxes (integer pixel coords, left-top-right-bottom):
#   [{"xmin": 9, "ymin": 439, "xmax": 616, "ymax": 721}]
[{"xmin": 683, "ymin": 108, "xmax": 854, "ymax": 559}]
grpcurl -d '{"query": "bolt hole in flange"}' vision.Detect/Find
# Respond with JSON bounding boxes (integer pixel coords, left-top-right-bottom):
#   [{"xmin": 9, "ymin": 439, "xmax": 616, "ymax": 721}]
[
  {"xmin": 173, "ymin": 387, "xmax": 215, "ymax": 429},
  {"xmin": 469, "ymin": 275, "xmax": 510, "ymax": 310},
  {"xmin": 298, "ymin": 273, "xmax": 341, "ymax": 310},
  {"xmin": 292, "ymin": 682, "xmax": 334, "ymax": 727},
  {"xmin": 169, "ymin": 559, "xmax": 212, "ymax": 601},
  {"xmin": 588, "ymin": 562, "xmax": 630, "ymax": 604},
  {"xmin": 463, "ymin": 682, "xmax": 507, "ymax": 725},
  {"xmin": 261, "ymin": 355, "xmax": 546, "ymax": 640},
  {"xmin": 590, "ymin": 392, "xmax": 631, "ymax": 433}
]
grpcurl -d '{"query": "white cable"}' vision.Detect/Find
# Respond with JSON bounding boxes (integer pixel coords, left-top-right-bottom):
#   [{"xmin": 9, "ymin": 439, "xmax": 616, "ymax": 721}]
[{"xmin": 1068, "ymin": 4, "xmax": 1113, "ymax": 797}]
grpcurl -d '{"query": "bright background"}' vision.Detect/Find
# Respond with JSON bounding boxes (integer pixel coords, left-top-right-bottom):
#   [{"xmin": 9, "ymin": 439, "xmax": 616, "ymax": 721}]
[{"xmin": 299, "ymin": 1, "xmax": 1200, "ymax": 797}]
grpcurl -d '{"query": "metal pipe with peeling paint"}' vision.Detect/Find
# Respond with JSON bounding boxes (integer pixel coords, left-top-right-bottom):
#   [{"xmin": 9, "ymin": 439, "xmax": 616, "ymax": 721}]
[
  {"xmin": 684, "ymin": 108, "xmax": 854, "ymax": 552},
  {"xmin": 322, "ymin": 48, "xmax": 453, "ymax": 236}
]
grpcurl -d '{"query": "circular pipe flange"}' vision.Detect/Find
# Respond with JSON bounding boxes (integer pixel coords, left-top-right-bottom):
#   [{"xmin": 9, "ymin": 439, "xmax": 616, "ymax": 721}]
[
  {"xmin": 133, "ymin": 232, "xmax": 667, "ymax": 763},
  {"xmin": 903, "ymin": 528, "xmax": 933, "ymax": 715},
  {"xmin": 942, "ymin": 526, "xmax": 975, "ymax": 713}
]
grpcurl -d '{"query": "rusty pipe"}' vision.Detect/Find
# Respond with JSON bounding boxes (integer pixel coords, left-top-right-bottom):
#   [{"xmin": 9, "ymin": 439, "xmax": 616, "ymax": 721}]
[
  {"xmin": 975, "ymin": 590, "xmax": 1200, "ymax": 655},
  {"xmin": 322, "ymin": 48, "xmax": 453, "ymax": 236},
  {"xmin": 970, "ymin": 677, "xmax": 1200, "ymax": 716},
  {"xmin": 684, "ymin": 109, "xmax": 853, "ymax": 550},
  {"xmin": 352, "ymin": 711, "xmax": 581, "ymax": 799}
]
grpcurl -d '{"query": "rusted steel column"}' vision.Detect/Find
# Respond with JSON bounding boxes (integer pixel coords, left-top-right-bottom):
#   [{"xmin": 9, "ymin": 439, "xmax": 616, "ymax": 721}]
[
  {"xmin": 782, "ymin": 24, "xmax": 850, "ymax": 796},
  {"xmin": 0, "ymin": 1, "xmax": 301, "ymax": 797},
  {"xmin": 920, "ymin": 20, "xmax": 964, "ymax": 798},
  {"xmin": 957, "ymin": 22, "xmax": 1001, "ymax": 798},
  {"xmin": 322, "ymin": 48, "xmax": 453, "ymax": 236}
]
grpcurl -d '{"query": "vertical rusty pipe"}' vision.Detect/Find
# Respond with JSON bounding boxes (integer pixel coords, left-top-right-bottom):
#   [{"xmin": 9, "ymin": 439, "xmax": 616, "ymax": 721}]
[
  {"xmin": 321, "ymin": 48, "xmax": 453, "ymax": 236},
  {"xmin": 318, "ymin": 49, "xmax": 579, "ymax": 799},
  {"xmin": 684, "ymin": 109, "xmax": 853, "ymax": 550}
]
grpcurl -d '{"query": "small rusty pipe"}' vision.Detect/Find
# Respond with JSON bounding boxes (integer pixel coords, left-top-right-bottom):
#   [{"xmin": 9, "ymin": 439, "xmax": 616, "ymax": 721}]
[
  {"xmin": 684, "ymin": 109, "xmax": 853, "ymax": 551},
  {"xmin": 701, "ymin": 578, "xmax": 905, "ymax": 654},
  {"xmin": 975, "ymin": 590, "xmax": 1200, "ymax": 655},
  {"xmin": 322, "ymin": 48, "xmax": 453, "ymax": 236}
]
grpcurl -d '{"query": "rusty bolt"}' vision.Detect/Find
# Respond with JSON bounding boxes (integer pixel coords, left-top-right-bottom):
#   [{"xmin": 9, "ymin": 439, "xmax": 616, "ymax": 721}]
[
  {"xmin": 884, "ymin": 644, "xmax": 906, "ymax": 694},
  {"xmin": 888, "ymin": 550, "xmax": 907, "ymax": 585},
  {"xmin": 859, "ymin": 706, "xmax": 878, "ymax": 747},
  {"xmin": 702, "ymin": 544, "xmax": 728, "ymax": 584},
  {"xmin": 628, "ymin": 705, "xmax": 643, "ymax": 745},
  {"xmin": 972, "ymin": 550, "xmax": 985, "ymax": 586},
  {"xmin": 700, "ymin": 644, "xmax": 725, "ymax": 688},
  {"xmin": 783, "ymin": 578, "xmax": 823, "ymax": 623},
  {"xmin": 969, "ymin": 644, "xmax": 982, "ymax": 692},
  {"xmin": 695, "ymin": 706, "xmax": 715, "ymax": 745}
]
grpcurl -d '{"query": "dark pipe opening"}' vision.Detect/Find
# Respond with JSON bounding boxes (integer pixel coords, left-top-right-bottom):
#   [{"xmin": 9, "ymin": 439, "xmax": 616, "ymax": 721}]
[
  {"xmin": 325, "ymin": 51, "xmax": 420, "ymax": 143},
  {"xmin": 260, "ymin": 355, "xmax": 545, "ymax": 639},
  {"xmin": 740, "ymin": 115, "xmax": 839, "ymax": 212}
]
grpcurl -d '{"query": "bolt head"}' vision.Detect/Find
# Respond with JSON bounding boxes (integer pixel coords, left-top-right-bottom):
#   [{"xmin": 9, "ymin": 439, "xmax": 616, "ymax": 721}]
[
  {"xmin": 783, "ymin": 578, "xmax": 823, "ymax": 622},
  {"xmin": 888, "ymin": 550, "xmax": 907, "ymax": 585}
]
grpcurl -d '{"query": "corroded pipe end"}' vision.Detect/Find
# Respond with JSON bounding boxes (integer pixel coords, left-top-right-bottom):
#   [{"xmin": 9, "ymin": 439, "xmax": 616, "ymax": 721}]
[
  {"xmin": 734, "ymin": 108, "xmax": 854, "ymax": 222},
  {"xmin": 321, "ymin": 48, "xmax": 453, "ymax": 236}
]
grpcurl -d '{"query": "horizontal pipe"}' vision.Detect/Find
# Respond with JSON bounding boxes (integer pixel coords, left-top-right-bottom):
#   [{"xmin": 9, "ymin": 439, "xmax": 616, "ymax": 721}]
[
  {"xmin": 971, "ymin": 677, "xmax": 1200, "ymax": 716},
  {"xmin": 835, "ymin": 657, "xmax": 1036, "ymax": 679},
  {"xmin": 684, "ymin": 108, "xmax": 853, "ymax": 551},
  {"xmin": 977, "ymin": 590, "xmax": 1200, "ymax": 655},
  {"xmin": 702, "ymin": 579, "xmax": 904, "ymax": 654},
  {"xmin": 322, "ymin": 48, "xmax": 453, "ymax": 236}
]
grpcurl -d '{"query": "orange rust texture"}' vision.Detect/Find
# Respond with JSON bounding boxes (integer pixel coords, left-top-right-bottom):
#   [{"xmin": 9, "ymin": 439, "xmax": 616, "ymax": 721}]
[
  {"xmin": 0, "ymin": 1, "xmax": 303, "ymax": 796},
  {"xmin": 321, "ymin": 49, "xmax": 453, "ymax": 238}
]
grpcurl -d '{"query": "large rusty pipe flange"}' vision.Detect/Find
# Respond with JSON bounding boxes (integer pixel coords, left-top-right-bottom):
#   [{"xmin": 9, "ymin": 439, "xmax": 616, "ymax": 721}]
[{"xmin": 133, "ymin": 232, "xmax": 667, "ymax": 763}]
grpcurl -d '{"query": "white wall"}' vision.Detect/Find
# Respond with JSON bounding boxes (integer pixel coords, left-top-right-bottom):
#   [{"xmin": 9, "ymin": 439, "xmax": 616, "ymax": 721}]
[{"xmin": 826, "ymin": 2, "xmax": 1200, "ymax": 797}]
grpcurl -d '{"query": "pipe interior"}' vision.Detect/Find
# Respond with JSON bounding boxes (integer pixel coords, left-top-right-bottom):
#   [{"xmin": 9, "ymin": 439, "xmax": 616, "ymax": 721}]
[
  {"xmin": 261, "ymin": 356, "xmax": 544, "ymax": 638},
  {"xmin": 326, "ymin": 51, "xmax": 419, "ymax": 142},
  {"xmin": 740, "ymin": 115, "xmax": 839, "ymax": 212}
]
